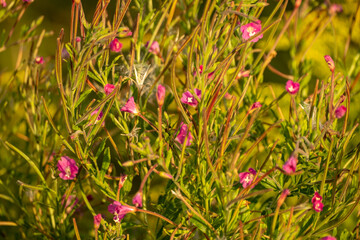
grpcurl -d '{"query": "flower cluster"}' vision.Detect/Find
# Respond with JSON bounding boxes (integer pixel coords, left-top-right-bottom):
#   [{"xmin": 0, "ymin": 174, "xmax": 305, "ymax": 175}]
[{"xmin": 311, "ymin": 192, "xmax": 324, "ymax": 212}]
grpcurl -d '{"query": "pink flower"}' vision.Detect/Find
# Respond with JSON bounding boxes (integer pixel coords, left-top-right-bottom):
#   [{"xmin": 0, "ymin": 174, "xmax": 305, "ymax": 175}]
[
  {"xmin": 1, "ymin": 0, "xmax": 6, "ymax": 8},
  {"xmin": 132, "ymin": 192, "xmax": 142, "ymax": 208},
  {"xmin": 194, "ymin": 65, "xmax": 204, "ymax": 75},
  {"xmin": 329, "ymin": 3, "xmax": 342, "ymax": 14},
  {"xmin": 180, "ymin": 88, "xmax": 201, "ymax": 107},
  {"xmin": 104, "ymin": 84, "xmax": 115, "ymax": 95},
  {"xmin": 175, "ymin": 122, "xmax": 193, "ymax": 146},
  {"xmin": 334, "ymin": 105, "xmax": 346, "ymax": 119},
  {"xmin": 146, "ymin": 41, "xmax": 160, "ymax": 55},
  {"xmin": 94, "ymin": 214, "xmax": 102, "ymax": 230},
  {"xmin": 75, "ymin": 37, "xmax": 81, "ymax": 42},
  {"xmin": 61, "ymin": 194, "xmax": 79, "ymax": 213},
  {"xmin": 311, "ymin": 192, "xmax": 323, "ymax": 204},
  {"xmin": 286, "ymin": 80, "xmax": 300, "ymax": 95},
  {"xmin": 239, "ymin": 168, "xmax": 257, "ymax": 188},
  {"xmin": 282, "ymin": 156, "xmax": 297, "ymax": 174},
  {"xmin": 90, "ymin": 109, "xmax": 105, "ymax": 127},
  {"xmin": 224, "ymin": 92, "xmax": 233, "ymax": 100},
  {"xmin": 207, "ymin": 71, "xmax": 215, "ymax": 80},
  {"xmin": 57, "ymin": 156, "xmax": 79, "ymax": 180},
  {"xmin": 320, "ymin": 236, "xmax": 336, "ymax": 240},
  {"xmin": 35, "ymin": 56, "xmax": 44, "ymax": 65},
  {"xmin": 250, "ymin": 102, "xmax": 262, "ymax": 111},
  {"xmin": 109, "ymin": 38, "xmax": 122, "ymax": 52},
  {"xmin": 121, "ymin": 97, "xmax": 139, "ymax": 115},
  {"xmin": 313, "ymin": 200, "xmax": 324, "ymax": 212},
  {"xmin": 108, "ymin": 201, "xmax": 135, "ymax": 222},
  {"xmin": 62, "ymin": 48, "xmax": 70, "ymax": 60},
  {"xmin": 240, "ymin": 20, "xmax": 263, "ymax": 42},
  {"xmin": 157, "ymin": 84, "xmax": 165, "ymax": 106},
  {"xmin": 324, "ymin": 55, "xmax": 335, "ymax": 72}
]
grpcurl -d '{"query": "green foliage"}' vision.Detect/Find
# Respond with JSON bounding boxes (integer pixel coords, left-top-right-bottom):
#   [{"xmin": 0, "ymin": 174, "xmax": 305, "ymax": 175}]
[{"xmin": 0, "ymin": 0, "xmax": 360, "ymax": 239}]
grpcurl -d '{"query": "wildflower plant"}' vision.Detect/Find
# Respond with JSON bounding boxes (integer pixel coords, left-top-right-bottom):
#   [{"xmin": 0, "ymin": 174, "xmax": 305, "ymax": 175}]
[{"xmin": 0, "ymin": 0, "xmax": 360, "ymax": 239}]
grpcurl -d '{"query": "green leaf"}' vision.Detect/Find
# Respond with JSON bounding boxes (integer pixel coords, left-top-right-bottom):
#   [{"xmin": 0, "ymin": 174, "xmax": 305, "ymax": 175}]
[
  {"xmin": 99, "ymin": 147, "xmax": 111, "ymax": 182},
  {"xmin": 74, "ymin": 88, "xmax": 93, "ymax": 109},
  {"xmin": 5, "ymin": 141, "xmax": 46, "ymax": 184},
  {"xmin": 189, "ymin": 215, "xmax": 210, "ymax": 235}
]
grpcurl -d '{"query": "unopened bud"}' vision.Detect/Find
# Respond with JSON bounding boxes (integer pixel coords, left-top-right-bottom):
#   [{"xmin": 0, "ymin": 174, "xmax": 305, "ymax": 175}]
[
  {"xmin": 277, "ymin": 189, "xmax": 290, "ymax": 207},
  {"xmin": 158, "ymin": 171, "xmax": 173, "ymax": 179},
  {"xmin": 324, "ymin": 55, "xmax": 335, "ymax": 72},
  {"xmin": 122, "ymin": 161, "xmax": 134, "ymax": 167}
]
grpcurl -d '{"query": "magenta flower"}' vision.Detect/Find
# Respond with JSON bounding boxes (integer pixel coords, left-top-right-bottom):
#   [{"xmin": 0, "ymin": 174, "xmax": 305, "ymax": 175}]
[
  {"xmin": 224, "ymin": 92, "xmax": 233, "ymax": 100},
  {"xmin": 62, "ymin": 48, "xmax": 70, "ymax": 60},
  {"xmin": 311, "ymin": 192, "xmax": 323, "ymax": 204},
  {"xmin": 94, "ymin": 214, "xmax": 102, "ymax": 230},
  {"xmin": 62, "ymin": 194, "xmax": 78, "ymax": 208},
  {"xmin": 109, "ymin": 38, "xmax": 122, "ymax": 52},
  {"xmin": 61, "ymin": 194, "xmax": 79, "ymax": 213},
  {"xmin": 250, "ymin": 102, "xmax": 262, "ymax": 111},
  {"xmin": 240, "ymin": 20, "xmax": 263, "ymax": 42},
  {"xmin": 23, "ymin": 0, "xmax": 32, "ymax": 2},
  {"xmin": 157, "ymin": 84, "xmax": 165, "ymax": 106},
  {"xmin": 180, "ymin": 88, "xmax": 201, "ymax": 107},
  {"xmin": 104, "ymin": 83, "xmax": 115, "ymax": 95},
  {"xmin": 132, "ymin": 192, "xmax": 143, "ymax": 208},
  {"xmin": 108, "ymin": 201, "xmax": 135, "ymax": 223},
  {"xmin": 121, "ymin": 97, "xmax": 139, "ymax": 115},
  {"xmin": 329, "ymin": 3, "xmax": 342, "ymax": 14},
  {"xmin": 335, "ymin": 105, "xmax": 346, "ymax": 119},
  {"xmin": 175, "ymin": 122, "xmax": 193, "ymax": 146},
  {"xmin": 90, "ymin": 109, "xmax": 105, "ymax": 127},
  {"xmin": 239, "ymin": 168, "xmax": 257, "ymax": 188},
  {"xmin": 75, "ymin": 37, "xmax": 81, "ymax": 42},
  {"xmin": 324, "ymin": 55, "xmax": 335, "ymax": 72},
  {"xmin": 146, "ymin": 41, "xmax": 160, "ymax": 55},
  {"xmin": 207, "ymin": 71, "xmax": 215, "ymax": 80},
  {"xmin": 286, "ymin": 80, "xmax": 300, "ymax": 95},
  {"xmin": 313, "ymin": 200, "xmax": 324, "ymax": 212},
  {"xmin": 283, "ymin": 156, "xmax": 297, "ymax": 175},
  {"xmin": 35, "ymin": 56, "xmax": 44, "ymax": 65},
  {"xmin": 57, "ymin": 156, "xmax": 79, "ymax": 180},
  {"xmin": 320, "ymin": 236, "xmax": 336, "ymax": 240},
  {"xmin": 1, "ymin": 0, "xmax": 6, "ymax": 8}
]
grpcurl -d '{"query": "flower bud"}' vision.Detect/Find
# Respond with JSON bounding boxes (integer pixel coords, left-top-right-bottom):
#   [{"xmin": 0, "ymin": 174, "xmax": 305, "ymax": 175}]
[
  {"xmin": 324, "ymin": 55, "xmax": 335, "ymax": 72},
  {"xmin": 157, "ymin": 84, "xmax": 165, "ymax": 106}
]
